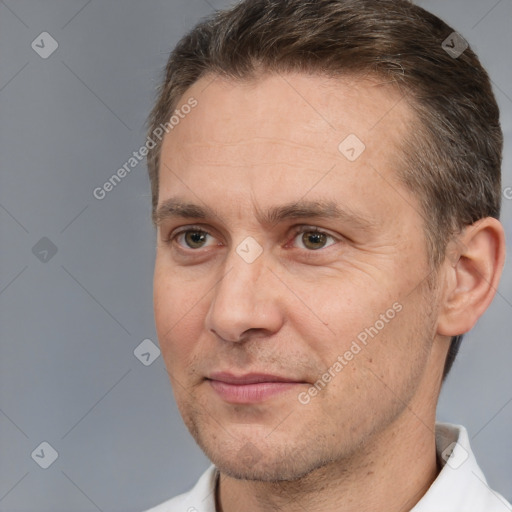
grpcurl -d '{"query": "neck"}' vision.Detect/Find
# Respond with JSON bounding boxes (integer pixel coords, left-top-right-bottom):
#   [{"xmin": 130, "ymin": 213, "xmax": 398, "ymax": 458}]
[{"xmin": 216, "ymin": 413, "xmax": 440, "ymax": 512}]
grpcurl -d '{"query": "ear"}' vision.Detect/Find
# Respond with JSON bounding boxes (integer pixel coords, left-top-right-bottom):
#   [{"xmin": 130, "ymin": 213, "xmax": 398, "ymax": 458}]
[{"xmin": 437, "ymin": 217, "xmax": 506, "ymax": 337}]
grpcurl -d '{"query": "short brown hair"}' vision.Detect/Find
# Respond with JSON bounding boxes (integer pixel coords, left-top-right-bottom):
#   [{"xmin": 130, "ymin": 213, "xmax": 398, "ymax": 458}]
[{"xmin": 146, "ymin": 0, "xmax": 502, "ymax": 378}]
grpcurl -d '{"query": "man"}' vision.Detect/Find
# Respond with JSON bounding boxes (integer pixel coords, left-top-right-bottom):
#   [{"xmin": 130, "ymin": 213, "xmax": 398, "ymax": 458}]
[{"xmin": 144, "ymin": 0, "xmax": 511, "ymax": 510}]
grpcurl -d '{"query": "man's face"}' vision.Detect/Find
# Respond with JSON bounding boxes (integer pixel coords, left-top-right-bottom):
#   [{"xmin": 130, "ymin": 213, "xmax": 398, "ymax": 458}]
[{"xmin": 153, "ymin": 72, "xmax": 446, "ymax": 481}]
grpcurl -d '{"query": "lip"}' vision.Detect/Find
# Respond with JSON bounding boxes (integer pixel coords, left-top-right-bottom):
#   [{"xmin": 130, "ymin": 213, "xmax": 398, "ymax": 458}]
[
  {"xmin": 207, "ymin": 372, "xmax": 306, "ymax": 403},
  {"xmin": 208, "ymin": 372, "xmax": 303, "ymax": 384}
]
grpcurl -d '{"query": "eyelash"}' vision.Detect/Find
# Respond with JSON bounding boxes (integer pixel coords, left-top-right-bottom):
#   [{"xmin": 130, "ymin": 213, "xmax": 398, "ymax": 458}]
[{"xmin": 164, "ymin": 225, "xmax": 339, "ymax": 252}]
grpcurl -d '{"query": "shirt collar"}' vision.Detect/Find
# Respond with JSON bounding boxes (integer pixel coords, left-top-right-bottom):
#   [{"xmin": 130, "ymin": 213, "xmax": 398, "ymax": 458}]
[{"xmin": 411, "ymin": 422, "xmax": 511, "ymax": 511}]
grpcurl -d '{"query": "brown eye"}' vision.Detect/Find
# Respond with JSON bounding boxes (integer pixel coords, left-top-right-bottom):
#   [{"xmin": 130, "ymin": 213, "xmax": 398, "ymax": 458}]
[
  {"xmin": 293, "ymin": 228, "xmax": 337, "ymax": 250},
  {"xmin": 302, "ymin": 231, "xmax": 328, "ymax": 250},
  {"xmin": 174, "ymin": 229, "xmax": 213, "ymax": 249},
  {"xmin": 185, "ymin": 231, "xmax": 208, "ymax": 248}
]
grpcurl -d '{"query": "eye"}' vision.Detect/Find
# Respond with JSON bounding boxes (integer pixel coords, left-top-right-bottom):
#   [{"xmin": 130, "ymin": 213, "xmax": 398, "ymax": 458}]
[
  {"xmin": 165, "ymin": 225, "xmax": 339, "ymax": 252},
  {"xmin": 172, "ymin": 228, "xmax": 217, "ymax": 249},
  {"xmin": 291, "ymin": 227, "xmax": 338, "ymax": 250}
]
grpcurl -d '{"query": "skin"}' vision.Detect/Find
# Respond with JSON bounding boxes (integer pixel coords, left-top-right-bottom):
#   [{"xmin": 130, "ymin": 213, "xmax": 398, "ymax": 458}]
[{"xmin": 152, "ymin": 72, "xmax": 505, "ymax": 512}]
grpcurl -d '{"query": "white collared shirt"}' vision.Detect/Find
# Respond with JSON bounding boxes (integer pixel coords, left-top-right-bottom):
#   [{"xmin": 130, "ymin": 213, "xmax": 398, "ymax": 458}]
[{"xmin": 144, "ymin": 423, "xmax": 511, "ymax": 512}]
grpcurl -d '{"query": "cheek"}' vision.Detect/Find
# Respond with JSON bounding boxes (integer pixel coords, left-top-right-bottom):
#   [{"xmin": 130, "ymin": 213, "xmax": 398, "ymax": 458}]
[
  {"xmin": 153, "ymin": 258, "xmax": 203, "ymax": 323},
  {"xmin": 153, "ymin": 264, "xmax": 205, "ymax": 370},
  {"xmin": 307, "ymin": 294, "xmax": 434, "ymax": 431},
  {"xmin": 304, "ymin": 280, "xmax": 393, "ymax": 347},
  {"xmin": 304, "ymin": 272, "xmax": 429, "ymax": 381}
]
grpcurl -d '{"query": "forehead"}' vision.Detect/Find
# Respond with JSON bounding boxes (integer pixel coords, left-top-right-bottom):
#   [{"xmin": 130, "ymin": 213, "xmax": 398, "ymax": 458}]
[
  {"xmin": 160, "ymin": 71, "xmax": 413, "ymax": 173},
  {"xmin": 174, "ymin": 72, "xmax": 409, "ymax": 145},
  {"xmin": 157, "ymin": 72, "xmax": 417, "ymax": 226}
]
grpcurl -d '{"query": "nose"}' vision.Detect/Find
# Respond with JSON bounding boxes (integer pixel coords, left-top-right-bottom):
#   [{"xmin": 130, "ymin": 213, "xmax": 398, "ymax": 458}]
[{"xmin": 204, "ymin": 245, "xmax": 284, "ymax": 342}]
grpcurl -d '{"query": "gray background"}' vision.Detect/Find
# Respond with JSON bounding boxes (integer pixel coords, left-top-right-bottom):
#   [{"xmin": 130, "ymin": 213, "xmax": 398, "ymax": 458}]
[{"xmin": 0, "ymin": 0, "xmax": 510, "ymax": 510}]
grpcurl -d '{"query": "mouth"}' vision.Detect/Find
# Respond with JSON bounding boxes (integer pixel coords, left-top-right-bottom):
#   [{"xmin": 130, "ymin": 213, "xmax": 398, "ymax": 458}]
[{"xmin": 206, "ymin": 372, "xmax": 307, "ymax": 403}]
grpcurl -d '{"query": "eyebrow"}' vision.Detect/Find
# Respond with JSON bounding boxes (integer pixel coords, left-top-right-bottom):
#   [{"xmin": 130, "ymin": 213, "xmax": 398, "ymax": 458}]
[{"xmin": 153, "ymin": 197, "xmax": 377, "ymax": 232}]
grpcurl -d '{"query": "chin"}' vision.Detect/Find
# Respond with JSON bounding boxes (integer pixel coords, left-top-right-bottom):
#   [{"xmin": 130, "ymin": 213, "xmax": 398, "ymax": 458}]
[
  {"xmin": 194, "ymin": 430, "xmax": 336, "ymax": 483},
  {"xmin": 214, "ymin": 451, "xmax": 338, "ymax": 483},
  {"xmin": 178, "ymin": 397, "xmax": 349, "ymax": 482}
]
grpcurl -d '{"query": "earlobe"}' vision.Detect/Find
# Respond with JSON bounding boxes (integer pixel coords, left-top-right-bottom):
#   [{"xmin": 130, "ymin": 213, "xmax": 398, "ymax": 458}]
[{"xmin": 437, "ymin": 217, "xmax": 506, "ymax": 337}]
